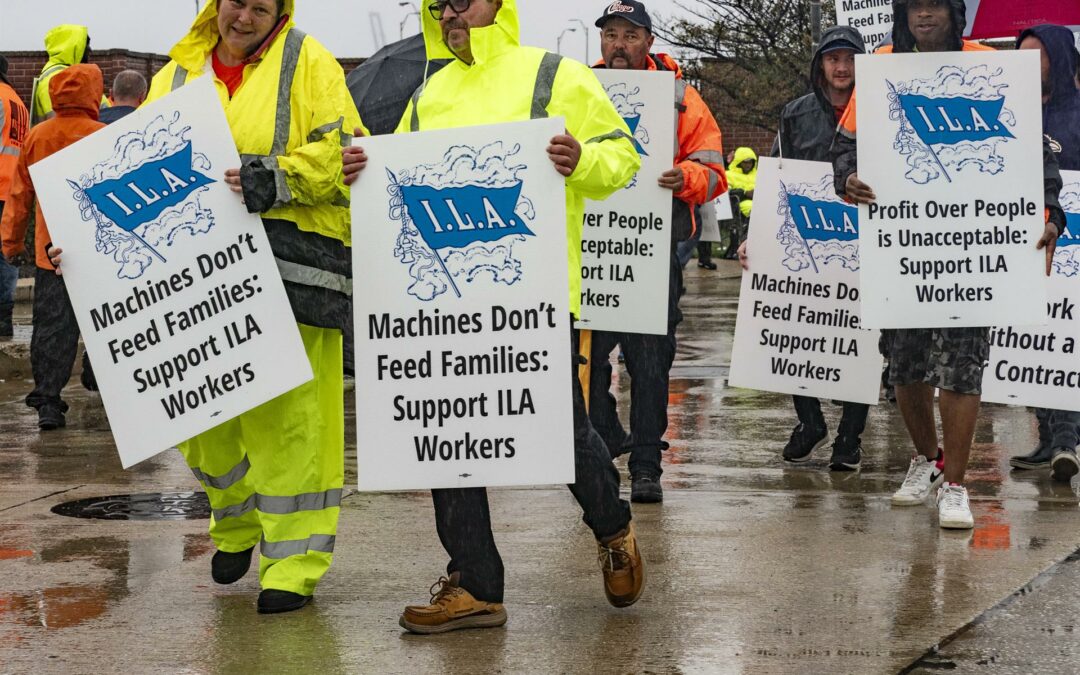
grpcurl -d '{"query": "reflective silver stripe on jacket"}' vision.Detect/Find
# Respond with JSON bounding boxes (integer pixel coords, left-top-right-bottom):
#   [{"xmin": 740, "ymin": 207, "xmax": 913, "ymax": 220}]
[
  {"xmin": 308, "ymin": 116, "xmax": 347, "ymax": 145},
  {"xmin": 272, "ymin": 28, "xmax": 307, "ymax": 156},
  {"xmin": 191, "ymin": 456, "xmax": 251, "ymax": 490},
  {"xmin": 686, "ymin": 150, "xmax": 725, "ymax": 165},
  {"xmin": 261, "ymin": 533, "xmax": 336, "ymax": 559},
  {"xmin": 171, "ymin": 65, "xmax": 188, "ymax": 92},
  {"xmin": 0, "ymin": 146, "xmax": 18, "ymax": 157},
  {"xmin": 586, "ymin": 129, "xmax": 633, "ymax": 145},
  {"xmin": 408, "ymin": 84, "xmax": 423, "ymax": 132},
  {"xmin": 530, "ymin": 52, "xmax": 563, "ymax": 119},
  {"xmin": 213, "ymin": 488, "xmax": 343, "ymax": 521},
  {"xmin": 276, "ymin": 258, "xmax": 352, "ymax": 296}
]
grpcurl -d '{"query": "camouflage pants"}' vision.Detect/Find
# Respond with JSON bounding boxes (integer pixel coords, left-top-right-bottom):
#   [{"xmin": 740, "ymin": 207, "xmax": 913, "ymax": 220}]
[{"xmin": 879, "ymin": 327, "xmax": 990, "ymax": 395}]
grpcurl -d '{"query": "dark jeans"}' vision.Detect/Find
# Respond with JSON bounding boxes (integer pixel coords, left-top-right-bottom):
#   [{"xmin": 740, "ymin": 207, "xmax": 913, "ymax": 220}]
[
  {"xmin": 792, "ymin": 395, "xmax": 869, "ymax": 445},
  {"xmin": 1035, "ymin": 407, "xmax": 1080, "ymax": 450},
  {"xmin": 588, "ymin": 256, "xmax": 682, "ymax": 477},
  {"xmin": 26, "ymin": 268, "xmax": 91, "ymax": 412},
  {"xmin": 431, "ymin": 325, "xmax": 631, "ymax": 603},
  {"xmin": 0, "ymin": 203, "xmax": 16, "ymax": 305},
  {"xmin": 696, "ymin": 240, "xmax": 712, "ymax": 264}
]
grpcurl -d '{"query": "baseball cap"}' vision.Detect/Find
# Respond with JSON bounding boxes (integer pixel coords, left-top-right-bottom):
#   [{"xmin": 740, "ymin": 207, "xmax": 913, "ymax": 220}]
[
  {"xmin": 595, "ymin": 0, "xmax": 653, "ymax": 32},
  {"xmin": 821, "ymin": 39, "xmax": 861, "ymax": 54}
]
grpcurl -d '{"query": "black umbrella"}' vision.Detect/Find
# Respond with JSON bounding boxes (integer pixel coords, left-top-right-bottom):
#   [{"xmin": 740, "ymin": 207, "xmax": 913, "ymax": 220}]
[{"xmin": 347, "ymin": 33, "xmax": 450, "ymax": 136}]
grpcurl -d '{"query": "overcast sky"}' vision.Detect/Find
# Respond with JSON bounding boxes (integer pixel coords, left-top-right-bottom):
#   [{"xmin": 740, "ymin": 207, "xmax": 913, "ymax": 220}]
[{"xmin": 0, "ymin": 0, "xmax": 697, "ymax": 61}]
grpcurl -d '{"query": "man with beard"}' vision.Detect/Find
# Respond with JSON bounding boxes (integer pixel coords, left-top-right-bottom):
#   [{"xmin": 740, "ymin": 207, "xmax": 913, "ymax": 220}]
[
  {"xmin": 589, "ymin": 0, "xmax": 727, "ymax": 503},
  {"xmin": 832, "ymin": 0, "xmax": 1066, "ymax": 528}
]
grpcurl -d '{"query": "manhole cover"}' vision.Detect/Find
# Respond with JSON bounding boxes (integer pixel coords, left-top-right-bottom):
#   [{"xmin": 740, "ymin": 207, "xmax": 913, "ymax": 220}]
[{"xmin": 51, "ymin": 492, "xmax": 211, "ymax": 520}]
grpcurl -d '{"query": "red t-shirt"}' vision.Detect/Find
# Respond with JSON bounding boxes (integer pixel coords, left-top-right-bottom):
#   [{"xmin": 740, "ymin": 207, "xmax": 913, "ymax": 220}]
[{"xmin": 212, "ymin": 50, "xmax": 246, "ymax": 97}]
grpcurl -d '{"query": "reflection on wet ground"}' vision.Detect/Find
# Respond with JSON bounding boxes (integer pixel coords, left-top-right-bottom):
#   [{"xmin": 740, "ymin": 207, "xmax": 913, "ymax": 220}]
[{"xmin": 1, "ymin": 262, "xmax": 1078, "ymax": 673}]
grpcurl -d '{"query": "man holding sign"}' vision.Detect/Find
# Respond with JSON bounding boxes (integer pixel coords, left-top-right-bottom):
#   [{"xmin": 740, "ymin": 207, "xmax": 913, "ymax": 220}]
[
  {"xmin": 345, "ymin": 0, "xmax": 645, "ymax": 634},
  {"xmin": 832, "ymin": 0, "xmax": 1066, "ymax": 528},
  {"xmin": 588, "ymin": 0, "xmax": 727, "ymax": 503}
]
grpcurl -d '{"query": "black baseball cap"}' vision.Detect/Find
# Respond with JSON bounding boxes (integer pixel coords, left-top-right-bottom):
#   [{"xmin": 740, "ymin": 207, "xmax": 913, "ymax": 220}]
[{"xmin": 595, "ymin": 0, "xmax": 653, "ymax": 32}]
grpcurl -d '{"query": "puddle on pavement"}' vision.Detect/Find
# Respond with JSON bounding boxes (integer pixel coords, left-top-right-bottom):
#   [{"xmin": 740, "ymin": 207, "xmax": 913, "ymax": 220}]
[{"xmin": 51, "ymin": 492, "xmax": 210, "ymax": 520}]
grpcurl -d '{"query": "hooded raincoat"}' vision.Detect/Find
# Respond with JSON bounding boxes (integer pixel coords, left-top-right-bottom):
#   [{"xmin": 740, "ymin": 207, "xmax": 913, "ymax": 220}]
[
  {"xmin": 3, "ymin": 65, "xmax": 104, "ymax": 269},
  {"xmin": 31, "ymin": 25, "xmax": 108, "ymax": 125},
  {"xmin": 398, "ymin": 0, "xmax": 640, "ymax": 317},
  {"xmin": 772, "ymin": 25, "xmax": 865, "ymax": 163},
  {"xmin": 831, "ymin": 0, "xmax": 1065, "ymax": 232},
  {"xmin": 1019, "ymin": 24, "xmax": 1080, "ymax": 172},
  {"xmin": 726, "ymin": 147, "xmax": 758, "ymax": 218},
  {"xmin": 145, "ymin": 0, "xmax": 362, "ymax": 597}
]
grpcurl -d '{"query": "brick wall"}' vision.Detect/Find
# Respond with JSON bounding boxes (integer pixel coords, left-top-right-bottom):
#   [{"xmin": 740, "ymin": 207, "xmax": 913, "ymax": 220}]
[{"xmin": 1, "ymin": 49, "xmax": 365, "ymax": 106}]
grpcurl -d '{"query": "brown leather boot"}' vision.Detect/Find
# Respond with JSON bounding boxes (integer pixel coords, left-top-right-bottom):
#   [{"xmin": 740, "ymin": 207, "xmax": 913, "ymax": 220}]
[
  {"xmin": 399, "ymin": 572, "xmax": 507, "ymax": 635},
  {"xmin": 598, "ymin": 522, "xmax": 645, "ymax": 607}
]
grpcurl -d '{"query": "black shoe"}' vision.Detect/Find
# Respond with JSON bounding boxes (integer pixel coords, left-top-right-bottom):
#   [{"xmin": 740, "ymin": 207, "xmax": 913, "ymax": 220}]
[
  {"xmin": 697, "ymin": 260, "xmax": 718, "ymax": 271},
  {"xmin": 258, "ymin": 589, "xmax": 312, "ymax": 614},
  {"xmin": 630, "ymin": 473, "xmax": 663, "ymax": 503},
  {"xmin": 38, "ymin": 405, "xmax": 66, "ymax": 431},
  {"xmin": 1009, "ymin": 443, "xmax": 1055, "ymax": 470},
  {"xmin": 782, "ymin": 423, "xmax": 828, "ymax": 463},
  {"xmin": 829, "ymin": 440, "xmax": 862, "ymax": 471},
  {"xmin": 212, "ymin": 546, "xmax": 254, "ymax": 585},
  {"xmin": 1051, "ymin": 448, "xmax": 1079, "ymax": 483}
]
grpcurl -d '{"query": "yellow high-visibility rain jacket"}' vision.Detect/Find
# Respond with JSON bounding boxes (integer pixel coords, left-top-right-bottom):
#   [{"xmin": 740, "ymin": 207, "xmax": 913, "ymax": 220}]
[
  {"xmin": 31, "ymin": 25, "xmax": 109, "ymax": 124},
  {"xmin": 727, "ymin": 146, "xmax": 758, "ymax": 218},
  {"xmin": 144, "ymin": 0, "xmax": 360, "ymax": 598},
  {"xmin": 398, "ymin": 0, "xmax": 640, "ymax": 317}
]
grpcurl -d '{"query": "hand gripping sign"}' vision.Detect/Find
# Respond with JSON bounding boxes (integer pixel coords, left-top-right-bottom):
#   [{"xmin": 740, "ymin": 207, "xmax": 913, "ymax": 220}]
[
  {"xmin": 351, "ymin": 117, "xmax": 575, "ymax": 491},
  {"xmin": 982, "ymin": 171, "xmax": 1080, "ymax": 411},
  {"xmin": 578, "ymin": 69, "xmax": 676, "ymax": 336},
  {"xmin": 728, "ymin": 158, "xmax": 883, "ymax": 405},
  {"xmin": 854, "ymin": 50, "xmax": 1046, "ymax": 329},
  {"xmin": 29, "ymin": 77, "xmax": 312, "ymax": 468}
]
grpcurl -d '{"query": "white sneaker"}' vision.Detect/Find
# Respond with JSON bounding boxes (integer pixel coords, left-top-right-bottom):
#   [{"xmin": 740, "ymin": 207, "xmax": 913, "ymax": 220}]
[
  {"xmin": 937, "ymin": 484, "xmax": 975, "ymax": 529},
  {"xmin": 891, "ymin": 455, "xmax": 944, "ymax": 506}
]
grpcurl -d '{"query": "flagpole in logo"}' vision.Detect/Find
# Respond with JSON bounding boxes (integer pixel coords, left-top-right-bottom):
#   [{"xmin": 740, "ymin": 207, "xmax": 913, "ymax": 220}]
[
  {"xmin": 888, "ymin": 80, "xmax": 952, "ymax": 183},
  {"xmin": 387, "ymin": 168, "xmax": 462, "ymax": 299},
  {"xmin": 781, "ymin": 180, "xmax": 820, "ymax": 274},
  {"xmin": 68, "ymin": 178, "xmax": 167, "ymax": 263}
]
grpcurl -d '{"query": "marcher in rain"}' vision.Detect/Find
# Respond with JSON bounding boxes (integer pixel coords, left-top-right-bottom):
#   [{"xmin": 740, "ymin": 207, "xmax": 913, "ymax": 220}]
[
  {"xmin": 98, "ymin": 70, "xmax": 147, "ymax": 125},
  {"xmin": 1009, "ymin": 24, "xmax": 1080, "ymax": 483},
  {"xmin": 832, "ymin": 0, "xmax": 1066, "ymax": 528},
  {"xmin": 53, "ymin": 0, "xmax": 364, "ymax": 614},
  {"xmin": 726, "ymin": 146, "xmax": 757, "ymax": 219},
  {"xmin": 589, "ymin": 0, "xmax": 726, "ymax": 503},
  {"xmin": 0, "ymin": 55, "xmax": 29, "ymax": 339},
  {"xmin": 739, "ymin": 26, "xmax": 870, "ymax": 471},
  {"xmin": 2, "ymin": 65, "xmax": 104, "ymax": 430},
  {"xmin": 31, "ymin": 25, "xmax": 109, "ymax": 125},
  {"xmin": 344, "ymin": 0, "xmax": 645, "ymax": 634}
]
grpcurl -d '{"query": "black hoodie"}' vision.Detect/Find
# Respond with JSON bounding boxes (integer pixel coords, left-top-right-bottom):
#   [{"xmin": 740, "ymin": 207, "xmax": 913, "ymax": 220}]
[
  {"xmin": 1018, "ymin": 24, "xmax": 1080, "ymax": 172},
  {"xmin": 772, "ymin": 25, "xmax": 865, "ymax": 162}
]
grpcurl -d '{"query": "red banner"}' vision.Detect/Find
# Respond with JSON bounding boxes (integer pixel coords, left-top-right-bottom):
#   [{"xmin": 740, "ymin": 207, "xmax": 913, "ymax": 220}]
[{"xmin": 966, "ymin": 0, "xmax": 1080, "ymax": 40}]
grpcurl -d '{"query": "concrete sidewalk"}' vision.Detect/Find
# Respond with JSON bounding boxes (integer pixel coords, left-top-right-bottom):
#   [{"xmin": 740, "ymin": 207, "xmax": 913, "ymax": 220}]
[{"xmin": 1, "ymin": 262, "xmax": 1078, "ymax": 674}]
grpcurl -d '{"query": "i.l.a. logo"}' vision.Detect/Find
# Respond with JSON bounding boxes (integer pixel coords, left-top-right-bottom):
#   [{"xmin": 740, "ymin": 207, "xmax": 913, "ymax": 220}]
[{"xmin": 778, "ymin": 176, "xmax": 860, "ymax": 274}]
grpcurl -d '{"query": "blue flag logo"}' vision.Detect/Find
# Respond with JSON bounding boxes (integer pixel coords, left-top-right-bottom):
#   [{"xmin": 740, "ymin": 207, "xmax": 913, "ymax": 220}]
[
  {"xmin": 897, "ymin": 94, "xmax": 1014, "ymax": 146},
  {"xmin": 84, "ymin": 143, "xmax": 215, "ymax": 232},
  {"xmin": 622, "ymin": 115, "xmax": 648, "ymax": 156},
  {"xmin": 787, "ymin": 194, "xmax": 859, "ymax": 244},
  {"xmin": 1059, "ymin": 212, "xmax": 1080, "ymax": 248},
  {"xmin": 400, "ymin": 183, "xmax": 535, "ymax": 250}
]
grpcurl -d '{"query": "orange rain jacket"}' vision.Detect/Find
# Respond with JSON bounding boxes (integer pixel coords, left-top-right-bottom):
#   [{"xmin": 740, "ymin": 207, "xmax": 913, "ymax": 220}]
[
  {"xmin": 0, "ymin": 80, "xmax": 29, "ymax": 203},
  {"xmin": 598, "ymin": 53, "xmax": 727, "ymax": 240},
  {"xmin": 2, "ymin": 64, "xmax": 104, "ymax": 269}
]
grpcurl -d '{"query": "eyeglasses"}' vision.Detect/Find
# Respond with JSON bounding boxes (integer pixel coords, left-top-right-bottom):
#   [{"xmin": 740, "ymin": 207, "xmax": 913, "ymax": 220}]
[{"xmin": 428, "ymin": 0, "xmax": 472, "ymax": 20}]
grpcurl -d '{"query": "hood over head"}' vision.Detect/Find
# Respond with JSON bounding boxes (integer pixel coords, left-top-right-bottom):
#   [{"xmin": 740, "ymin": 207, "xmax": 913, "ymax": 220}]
[
  {"xmin": 421, "ymin": 0, "xmax": 519, "ymax": 63},
  {"xmin": 1018, "ymin": 24, "xmax": 1080, "ymax": 109},
  {"xmin": 810, "ymin": 25, "xmax": 865, "ymax": 111},
  {"xmin": 731, "ymin": 146, "xmax": 758, "ymax": 170},
  {"xmin": 43, "ymin": 24, "xmax": 90, "ymax": 67},
  {"xmin": 0, "ymin": 55, "xmax": 11, "ymax": 86},
  {"xmin": 892, "ymin": 0, "xmax": 967, "ymax": 53},
  {"xmin": 48, "ymin": 63, "xmax": 103, "ymax": 120},
  {"xmin": 169, "ymin": 0, "xmax": 296, "ymax": 72}
]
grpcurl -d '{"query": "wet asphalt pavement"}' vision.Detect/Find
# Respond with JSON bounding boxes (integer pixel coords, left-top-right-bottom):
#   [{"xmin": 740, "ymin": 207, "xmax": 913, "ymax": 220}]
[{"xmin": 1, "ymin": 261, "xmax": 1078, "ymax": 674}]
